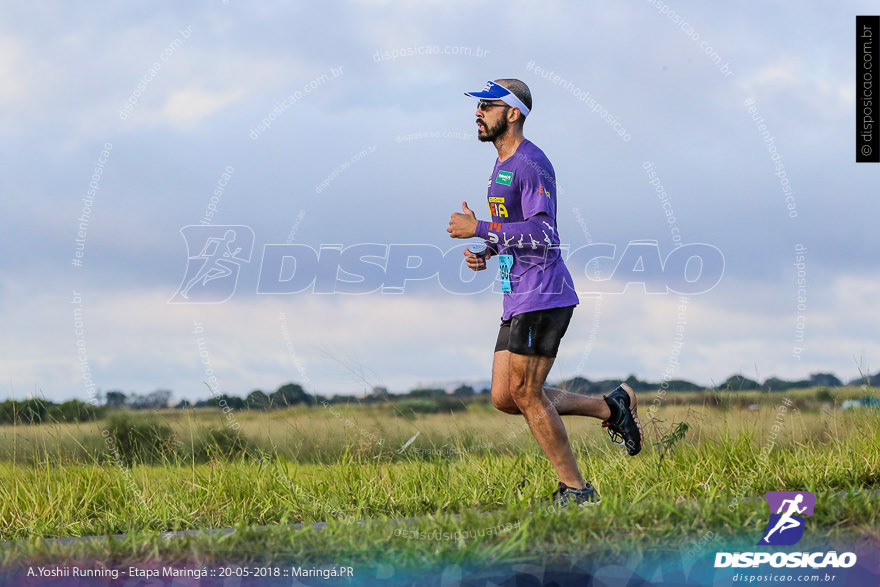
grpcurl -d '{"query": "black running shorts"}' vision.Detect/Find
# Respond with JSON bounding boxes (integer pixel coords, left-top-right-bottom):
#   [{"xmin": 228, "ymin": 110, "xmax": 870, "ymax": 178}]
[{"xmin": 494, "ymin": 305, "xmax": 575, "ymax": 358}]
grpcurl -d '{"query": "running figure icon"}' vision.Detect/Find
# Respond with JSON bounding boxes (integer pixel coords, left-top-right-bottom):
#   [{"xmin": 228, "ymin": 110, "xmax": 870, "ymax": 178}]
[
  {"xmin": 757, "ymin": 491, "xmax": 815, "ymax": 546},
  {"xmin": 177, "ymin": 229, "xmax": 249, "ymax": 300},
  {"xmin": 762, "ymin": 494, "xmax": 807, "ymax": 543},
  {"xmin": 170, "ymin": 225, "xmax": 255, "ymax": 304}
]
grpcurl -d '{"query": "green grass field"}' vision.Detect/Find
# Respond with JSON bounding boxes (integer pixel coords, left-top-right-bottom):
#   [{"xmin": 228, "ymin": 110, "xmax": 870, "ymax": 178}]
[{"xmin": 1, "ymin": 387, "xmax": 879, "ymax": 573}]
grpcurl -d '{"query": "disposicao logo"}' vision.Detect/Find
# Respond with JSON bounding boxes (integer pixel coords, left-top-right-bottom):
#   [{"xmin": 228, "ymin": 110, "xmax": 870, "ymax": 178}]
[
  {"xmin": 758, "ymin": 491, "xmax": 815, "ymax": 546},
  {"xmin": 714, "ymin": 490, "xmax": 858, "ymax": 570},
  {"xmin": 169, "ymin": 226, "xmax": 254, "ymax": 303}
]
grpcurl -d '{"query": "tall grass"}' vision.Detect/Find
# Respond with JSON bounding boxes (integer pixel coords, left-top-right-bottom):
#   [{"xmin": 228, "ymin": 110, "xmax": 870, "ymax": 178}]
[
  {"xmin": 1, "ymin": 395, "xmax": 878, "ymax": 540},
  {"xmin": 0, "ymin": 387, "xmax": 868, "ymax": 465}
]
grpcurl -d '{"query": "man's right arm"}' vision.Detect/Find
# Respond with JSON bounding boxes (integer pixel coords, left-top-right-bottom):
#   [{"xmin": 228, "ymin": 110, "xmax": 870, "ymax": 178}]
[
  {"xmin": 473, "ymin": 213, "xmax": 557, "ymax": 251},
  {"xmin": 464, "ymin": 245, "xmax": 497, "ymax": 271}
]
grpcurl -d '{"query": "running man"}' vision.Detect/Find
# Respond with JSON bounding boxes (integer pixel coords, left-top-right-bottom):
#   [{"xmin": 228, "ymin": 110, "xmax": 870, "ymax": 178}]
[
  {"xmin": 762, "ymin": 494, "xmax": 808, "ymax": 543},
  {"xmin": 447, "ymin": 79, "xmax": 643, "ymax": 507}
]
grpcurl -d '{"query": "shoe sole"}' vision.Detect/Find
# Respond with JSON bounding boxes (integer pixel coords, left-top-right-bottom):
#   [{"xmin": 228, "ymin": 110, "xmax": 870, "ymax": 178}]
[
  {"xmin": 551, "ymin": 483, "xmax": 602, "ymax": 508},
  {"xmin": 618, "ymin": 383, "xmax": 644, "ymax": 451},
  {"xmin": 551, "ymin": 497, "xmax": 601, "ymax": 509}
]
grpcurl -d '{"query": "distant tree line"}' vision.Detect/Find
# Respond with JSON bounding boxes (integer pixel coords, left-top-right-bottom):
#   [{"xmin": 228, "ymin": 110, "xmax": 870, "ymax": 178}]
[
  {"xmin": 0, "ymin": 398, "xmax": 104, "ymax": 425},
  {"xmin": 1, "ymin": 371, "xmax": 875, "ymax": 425},
  {"xmin": 186, "ymin": 383, "xmax": 317, "ymax": 410},
  {"xmin": 556, "ymin": 372, "xmax": 853, "ymax": 395}
]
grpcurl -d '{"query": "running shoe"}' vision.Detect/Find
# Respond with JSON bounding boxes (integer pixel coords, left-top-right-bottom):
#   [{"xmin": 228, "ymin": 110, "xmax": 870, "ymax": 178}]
[
  {"xmin": 551, "ymin": 481, "xmax": 601, "ymax": 507},
  {"xmin": 602, "ymin": 383, "xmax": 643, "ymax": 456}
]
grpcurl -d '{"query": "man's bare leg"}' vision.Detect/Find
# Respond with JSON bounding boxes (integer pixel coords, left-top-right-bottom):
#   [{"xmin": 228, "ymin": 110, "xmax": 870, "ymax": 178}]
[
  {"xmin": 504, "ymin": 351, "xmax": 586, "ymax": 489},
  {"xmin": 491, "ymin": 350, "xmax": 611, "ymax": 420},
  {"xmin": 542, "ymin": 386, "xmax": 611, "ymax": 419}
]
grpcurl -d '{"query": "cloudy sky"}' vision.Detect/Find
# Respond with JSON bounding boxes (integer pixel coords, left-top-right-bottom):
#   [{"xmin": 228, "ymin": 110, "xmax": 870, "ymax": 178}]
[{"xmin": 1, "ymin": 1, "xmax": 877, "ymax": 403}]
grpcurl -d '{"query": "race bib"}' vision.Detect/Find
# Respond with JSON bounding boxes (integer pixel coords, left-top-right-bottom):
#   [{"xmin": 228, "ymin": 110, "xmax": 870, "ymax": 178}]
[{"xmin": 498, "ymin": 254, "xmax": 513, "ymax": 293}]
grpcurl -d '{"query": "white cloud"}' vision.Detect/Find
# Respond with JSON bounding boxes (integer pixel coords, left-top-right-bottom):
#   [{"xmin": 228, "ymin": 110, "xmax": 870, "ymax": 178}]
[
  {"xmin": 160, "ymin": 86, "xmax": 248, "ymax": 128},
  {"xmin": 0, "ymin": 38, "xmax": 34, "ymax": 108}
]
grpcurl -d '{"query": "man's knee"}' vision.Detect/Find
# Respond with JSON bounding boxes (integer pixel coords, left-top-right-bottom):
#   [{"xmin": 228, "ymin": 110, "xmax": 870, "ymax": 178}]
[
  {"xmin": 491, "ymin": 381, "xmax": 520, "ymax": 414},
  {"xmin": 508, "ymin": 377, "xmax": 544, "ymax": 412},
  {"xmin": 492, "ymin": 393, "xmax": 520, "ymax": 414}
]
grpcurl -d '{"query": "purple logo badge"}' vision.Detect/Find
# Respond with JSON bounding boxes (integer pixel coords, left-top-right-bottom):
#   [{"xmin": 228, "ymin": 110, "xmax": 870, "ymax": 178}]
[{"xmin": 758, "ymin": 491, "xmax": 816, "ymax": 546}]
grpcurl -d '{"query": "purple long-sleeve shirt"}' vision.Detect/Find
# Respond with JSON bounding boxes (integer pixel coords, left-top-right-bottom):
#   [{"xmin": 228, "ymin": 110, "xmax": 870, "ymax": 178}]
[{"xmin": 473, "ymin": 139, "xmax": 579, "ymax": 320}]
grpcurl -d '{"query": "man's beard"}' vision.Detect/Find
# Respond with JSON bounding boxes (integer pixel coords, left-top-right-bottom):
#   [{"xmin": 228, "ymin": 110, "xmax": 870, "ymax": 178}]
[{"xmin": 477, "ymin": 115, "xmax": 509, "ymax": 142}]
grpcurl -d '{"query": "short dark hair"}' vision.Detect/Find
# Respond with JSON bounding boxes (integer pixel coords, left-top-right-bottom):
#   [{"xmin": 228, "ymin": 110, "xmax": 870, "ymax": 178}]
[{"xmin": 494, "ymin": 78, "xmax": 532, "ymax": 113}]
